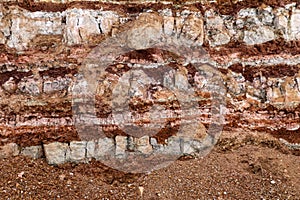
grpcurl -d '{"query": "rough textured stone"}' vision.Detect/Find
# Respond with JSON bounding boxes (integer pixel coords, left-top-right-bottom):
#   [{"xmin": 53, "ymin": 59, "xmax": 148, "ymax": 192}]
[
  {"xmin": 209, "ymin": 32, "xmax": 231, "ymax": 47},
  {"xmin": 243, "ymin": 26, "xmax": 275, "ymax": 45},
  {"xmin": 115, "ymin": 136, "xmax": 127, "ymax": 158},
  {"xmin": 7, "ymin": 8, "xmax": 62, "ymax": 50},
  {"xmin": 0, "ymin": 143, "xmax": 20, "ymax": 158},
  {"xmin": 163, "ymin": 136, "xmax": 182, "ymax": 155},
  {"xmin": 21, "ymin": 145, "xmax": 43, "ymax": 159},
  {"xmin": 234, "ymin": 7, "xmax": 279, "ymax": 45},
  {"xmin": 99, "ymin": 11, "xmax": 119, "ymax": 35},
  {"xmin": 43, "ymin": 77, "xmax": 71, "ymax": 93},
  {"xmin": 86, "ymin": 140, "xmax": 96, "ymax": 159},
  {"xmin": 64, "ymin": 9, "xmax": 101, "ymax": 45},
  {"xmin": 274, "ymin": 8, "xmax": 289, "ymax": 39},
  {"xmin": 94, "ymin": 137, "xmax": 115, "ymax": 160},
  {"xmin": 163, "ymin": 16, "xmax": 174, "ymax": 36},
  {"xmin": 134, "ymin": 136, "xmax": 152, "ymax": 154},
  {"xmin": 191, "ymin": 136, "xmax": 215, "ymax": 153},
  {"xmin": 259, "ymin": 7, "xmax": 274, "ymax": 25},
  {"xmin": 290, "ymin": 8, "xmax": 300, "ymax": 40},
  {"xmin": 265, "ymin": 76, "xmax": 300, "ymax": 107},
  {"xmin": 181, "ymin": 12, "xmax": 204, "ymax": 43},
  {"xmin": 44, "ymin": 142, "xmax": 69, "ymax": 165},
  {"xmin": 18, "ymin": 78, "xmax": 42, "ymax": 96},
  {"xmin": 178, "ymin": 120, "xmax": 207, "ymax": 140},
  {"xmin": 2, "ymin": 77, "xmax": 18, "ymax": 93},
  {"xmin": 205, "ymin": 10, "xmax": 230, "ymax": 46},
  {"xmin": 127, "ymin": 136, "xmax": 135, "ymax": 151},
  {"xmin": 126, "ymin": 13, "xmax": 163, "ymax": 50},
  {"xmin": 182, "ymin": 139, "xmax": 194, "ymax": 155},
  {"xmin": 150, "ymin": 137, "xmax": 158, "ymax": 146},
  {"xmin": 66, "ymin": 141, "xmax": 87, "ymax": 163},
  {"xmin": 0, "ymin": 31, "xmax": 5, "ymax": 44}
]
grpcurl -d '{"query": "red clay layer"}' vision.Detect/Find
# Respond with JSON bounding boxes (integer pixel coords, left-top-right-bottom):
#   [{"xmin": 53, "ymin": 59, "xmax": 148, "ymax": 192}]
[
  {"xmin": 205, "ymin": 39, "xmax": 300, "ymax": 59},
  {"xmin": 3, "ymin": 0, "xmax": 299, "ymax": 14},
  {"xmin": 228, "ymin": 64, "xmax": 300, "ymax": 82}
]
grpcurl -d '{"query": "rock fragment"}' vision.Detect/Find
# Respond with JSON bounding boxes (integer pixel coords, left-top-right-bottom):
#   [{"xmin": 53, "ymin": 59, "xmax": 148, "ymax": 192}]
[
  {"xmin": 66, "ymin": 141, "xmax": 87, "ymax": 163},
  {"xmin": 21, "ymin": 145, "xmax": 43, "ymax": 159},
  {"xmin": 0, "ymin": 143, "xmax": 20, "ymax": 158},
  {"xmin": 44, "ymin": 142, "xmax": 69, "ymax": 165}
]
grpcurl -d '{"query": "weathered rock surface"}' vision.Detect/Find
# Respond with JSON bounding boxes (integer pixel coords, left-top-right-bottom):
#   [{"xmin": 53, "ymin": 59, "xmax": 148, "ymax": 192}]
[
  {"xmin": 44, "ymin": 142, "xmax": 69, "ymax": 165},
  {"xmin": 115, "ymin": 136, "xmax": 127, "ymax": 158},
  {"xmin": 94, "ymin": 137, "xmax": 115, "ymax": 160},
  {"xmin": 21, "ymin": 145, "xmax": 43, "ymax": 159},
  {"xmin": 134, "ymin": 136, "xmax": 153, "ymax": 154},
  {"xmin": 0, "ymin": 143, "xmax": 19, "ymax": 158},
  {"xmin": 0, "ymin": 0, "xmax": 299, "ymax": 163},
  {"xmin": 66, "ymin": 141, "xmax": 87, "ymax": 163}
]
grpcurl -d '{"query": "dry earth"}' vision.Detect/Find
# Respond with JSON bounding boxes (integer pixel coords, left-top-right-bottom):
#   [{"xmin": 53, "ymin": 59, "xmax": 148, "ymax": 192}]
[{"xmin": 0, "ymin": 132, "xmax": 299, "ymax": 200}]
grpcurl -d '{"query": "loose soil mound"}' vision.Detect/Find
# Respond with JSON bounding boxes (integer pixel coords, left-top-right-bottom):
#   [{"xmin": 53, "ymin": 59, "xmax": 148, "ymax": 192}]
[{"xmin": 0, "ymin": 138, "xmax": 299, "ymax": 199}]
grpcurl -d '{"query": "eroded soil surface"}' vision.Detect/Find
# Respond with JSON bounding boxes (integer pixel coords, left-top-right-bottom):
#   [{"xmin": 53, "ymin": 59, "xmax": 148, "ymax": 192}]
[{"xmin": 0, "ymin": 134, "xmax": 299, "ymax": 200}]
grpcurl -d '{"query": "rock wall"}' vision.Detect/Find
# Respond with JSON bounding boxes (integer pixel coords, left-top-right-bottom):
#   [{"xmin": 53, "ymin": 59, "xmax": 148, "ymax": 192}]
[{"xmin": 0, "ymin": 0, "xmax": 300, "ymax": 165}]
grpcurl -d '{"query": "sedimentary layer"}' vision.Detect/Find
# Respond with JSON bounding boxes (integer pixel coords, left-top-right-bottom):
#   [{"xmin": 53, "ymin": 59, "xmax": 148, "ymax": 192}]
[{"xmin": 0, "ymin": 0, "xmax": 300, "ymax": 164}]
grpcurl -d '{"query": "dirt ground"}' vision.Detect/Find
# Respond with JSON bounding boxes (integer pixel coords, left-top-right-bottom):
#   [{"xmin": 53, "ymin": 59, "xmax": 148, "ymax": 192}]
[{"xmin": 0, "ymin": 133, "xmax": 299, "ymax": 200}]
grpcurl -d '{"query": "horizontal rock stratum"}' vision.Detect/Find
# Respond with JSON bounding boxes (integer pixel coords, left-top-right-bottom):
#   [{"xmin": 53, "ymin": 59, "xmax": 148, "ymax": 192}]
[{"xmin": 0, "ymin": 0, "xmax": 299, "ymax": 168}]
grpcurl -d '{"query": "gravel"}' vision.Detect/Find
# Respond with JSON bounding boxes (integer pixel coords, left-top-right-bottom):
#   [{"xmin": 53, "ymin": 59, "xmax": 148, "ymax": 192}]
[{"xmin": 0, "ymin": 143, "xmax": 299, "ymax": 199}]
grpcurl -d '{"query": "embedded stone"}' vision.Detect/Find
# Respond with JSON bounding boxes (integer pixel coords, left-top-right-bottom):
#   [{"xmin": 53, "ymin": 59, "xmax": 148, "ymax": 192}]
[
  {"xmin": 163, "ymin": 16, "xmax": 174, "ymax": 36},
  {"xmin": 0, "ymin": 143, "xmax": 20, "ymax": 158},
  {"xmin": 178, "ymin": 120, "xmax": 207, "ymax": 140},
  {"xmin": 163, "ymin": 136, "xmax": 182, "ymax": 155},
  {"xmin": 95, "ymin": 137, "xmax": 115, "ymax": 160},
  {"xmin": 126, "ymin": 13, "xmax": 163, "ymax": 50},
  {"xmin": 290, "ymin": 8, "xmax": 300, "ymax": 40},
  {"xmin": 44, "ymin": 142, "xmax": 69, "ymax": 165},
  {"xmin": 243, "ymin": 26, "xmax": 275, "ymax": 45},
  {"xmin": 150, "ymin": 137, "xmax": 164, "ymax": 152},
  {"xmin": 115, "ymin": 136, "xmax": 127, "ymax": 158},
  {"xmin": 191, "ymin": 136, "xmax": 216, "ymax": 156},
  {"xmin": 99, "ymin": 11, "xmax": 119, "ymax": 35},
  {"xmin": 43, "ymin": 77, "xmax": 71, "ymax": 93},
  {"xmin": 238, "ymin": 8, "xmax": 257, "ymax": 18},
  {"xmin": 274, "ymin": 8, "xmax": 289, "ymax": 39},
  {"xmin": 86, "ymin": 140, "xmax": 96, "ymax": 159},
  {"xmin": 21, "ymin": 145, "xmax": 43, "ymax": 159},
  {"xmin": 182, "ymin": 139, "xmax": 194, "ymax": 155},
  {"xmin": 182, "ymin": 13, "xmax": 204, "ymax": 43},
  {"xmin": 7, "ymin": 7, "xmax": 62, "ymax": 50},
  {"xmin": 66, "ymin": 141, "xmax": 87, "ymax": 163},
  {"xmin": 18, "ymin": 78, "xmax": 41, "ymax": 96},
  {"xmin": 135, "ymin": 136, "xmax": 153, "ymax": 154},
  {"xmin": 205, "ymin": 11, "xmax": 230, "ymax": 46},
  {"xmin": 128, "ymin": 136, "xmax": 135, "ymax": 151},
  {"xmin": 150, "ymin": 137, "xmax": 158, "ymax": 146},
  {"xmin": 2, "ymin": 77, "xmax": 17, "ymax": 93},
  {"xmin": 64, "ymin": 9, "xmax": 101, "ymax": 45},
  {"xmin": 258, "ymin": 7, "xmax": 274, "ymax": 25}
]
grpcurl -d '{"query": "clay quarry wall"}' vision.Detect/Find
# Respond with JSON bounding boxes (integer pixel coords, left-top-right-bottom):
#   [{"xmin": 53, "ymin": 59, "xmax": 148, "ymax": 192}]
[{"xmin": 0, "ymin": 0, "xmax": 299, "ymax": 167}]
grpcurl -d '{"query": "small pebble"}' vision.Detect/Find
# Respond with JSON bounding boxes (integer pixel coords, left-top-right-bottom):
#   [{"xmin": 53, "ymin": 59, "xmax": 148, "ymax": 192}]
[
  {"xmin": 17, "ymin": 171, "xmax": 25, "ymax": 178},
  {"xmin": 59, "ymin": 174, "xmax": 66, "ymax": 181},
  {"xmin": 138, "ymin": 186, "xmax": 144, "ymax": 196}
]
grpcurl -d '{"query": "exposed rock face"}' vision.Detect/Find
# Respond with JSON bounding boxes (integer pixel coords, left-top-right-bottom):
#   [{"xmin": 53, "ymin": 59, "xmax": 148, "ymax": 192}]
[
  {"xmin": 0, "ymin": 0, "xmax": 299, "ymax": 166},
  {"xmin": 44, "ymin": 142, "xmax": 69, "ymax": 165},
  {"xmin": 21, "ymin": 145, "xmax": 43, "ymax": 159},
  {"xmin": 0, "ymin": 143, "xmax": 19, "ymax": 158}
]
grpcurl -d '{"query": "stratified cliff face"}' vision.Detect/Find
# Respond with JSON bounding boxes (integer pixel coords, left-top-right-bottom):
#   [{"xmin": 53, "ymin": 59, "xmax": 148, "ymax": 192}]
[{"xmin": 0, "ymin": 0, "xmax": 299, "ymax": 166}]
